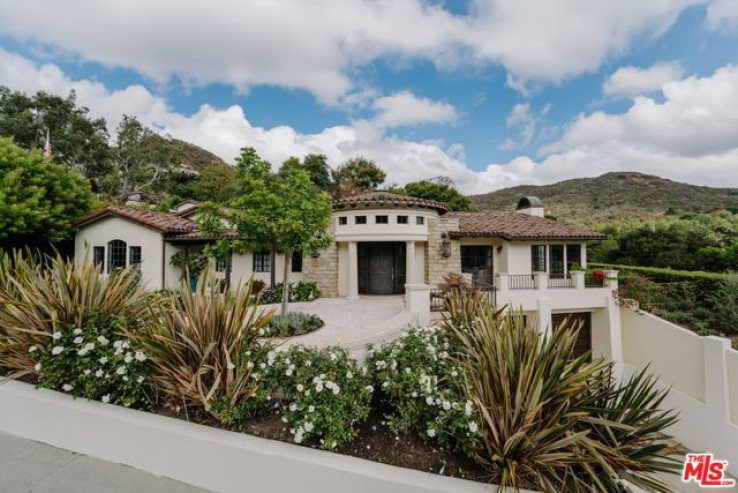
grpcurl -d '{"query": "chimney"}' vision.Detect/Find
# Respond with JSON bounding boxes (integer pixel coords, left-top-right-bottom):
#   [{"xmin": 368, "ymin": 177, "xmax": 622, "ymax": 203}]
[{"xmin": 516, "ymin": 196, "xmax": 544, "ymax": 217}]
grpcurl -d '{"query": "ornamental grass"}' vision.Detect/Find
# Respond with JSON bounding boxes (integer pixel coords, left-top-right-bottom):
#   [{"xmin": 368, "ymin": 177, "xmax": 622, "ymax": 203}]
[
  {"xmin": 444, "ymin": 287, "xmax": 681, "ymax": 492},
  {"xmin": 0, "ymin": 250, "xmax": 147, "ymax": 377},
  {"xmin": 130, "ymin": 273, "xmax": 274, "ymax": 423}
]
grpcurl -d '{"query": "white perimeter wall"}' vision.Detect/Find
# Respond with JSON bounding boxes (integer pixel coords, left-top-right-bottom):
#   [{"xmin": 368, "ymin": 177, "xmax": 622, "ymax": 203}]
[{"xmin": 620, "ymin": 306, "xmax": 738, "ymax": 475}]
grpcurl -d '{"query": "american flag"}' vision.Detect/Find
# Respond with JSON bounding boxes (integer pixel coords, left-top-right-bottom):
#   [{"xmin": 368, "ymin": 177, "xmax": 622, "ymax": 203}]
[{"xmin": 43, "ymin": 129, "xmax": 51, "ymax": 157}]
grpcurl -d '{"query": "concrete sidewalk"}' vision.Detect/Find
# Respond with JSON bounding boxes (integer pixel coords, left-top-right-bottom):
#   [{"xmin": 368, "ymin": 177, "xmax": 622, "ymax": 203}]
[{"xmin": 0, "ymin": 431, "xmax": 212, "ymax": 493}]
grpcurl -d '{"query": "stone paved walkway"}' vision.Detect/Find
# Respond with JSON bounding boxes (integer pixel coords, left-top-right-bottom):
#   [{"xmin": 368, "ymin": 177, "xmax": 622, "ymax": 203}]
[
  {"xmin": 0, "ymin": 432, "xmax": 212, "ymax": 493},
  {"xmin": 260, "ymin": 296, "xmax": 412, "ymax": 350}
]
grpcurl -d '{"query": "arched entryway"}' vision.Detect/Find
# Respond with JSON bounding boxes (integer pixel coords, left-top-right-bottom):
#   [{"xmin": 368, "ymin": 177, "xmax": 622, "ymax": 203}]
[{"xmin": 358, "ymin": 242, "xmax": 406, "ymax": 295}]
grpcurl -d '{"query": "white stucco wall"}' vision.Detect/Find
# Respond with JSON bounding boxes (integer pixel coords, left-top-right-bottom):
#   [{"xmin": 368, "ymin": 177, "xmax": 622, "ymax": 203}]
[
  {"xmin": 496, "ymin": 241, "xmax": 587, "ymax": 275},
  {"xmin": 333, "ymin": 208, "xmax": 437, "ymax": 243},
  {"xmin": 75, "ymin": 217, "xmax": 166, "ymax": 290},
  {"xmin": 621, "ymin": 308, "xmax": 705, "ymax": 401},
  {"xmin": 230, "ymin": 252, "xmax": 304, "ymax": 287},
  {"xmin": 727, "ymin": 348, "xmax": 738, "ymax": 426}
]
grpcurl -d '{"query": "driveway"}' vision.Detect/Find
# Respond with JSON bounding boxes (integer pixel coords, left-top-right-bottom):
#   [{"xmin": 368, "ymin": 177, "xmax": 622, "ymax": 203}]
[{"xmin": 0, "ymin": 431, "xmax": 211, "ymax": 493}]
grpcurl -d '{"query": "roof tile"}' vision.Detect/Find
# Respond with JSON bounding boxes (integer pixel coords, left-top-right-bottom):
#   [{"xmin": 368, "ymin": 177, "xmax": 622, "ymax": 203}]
[{"xmin": 446, "ymin": 211, "xmax": 605, "ymax": 240}]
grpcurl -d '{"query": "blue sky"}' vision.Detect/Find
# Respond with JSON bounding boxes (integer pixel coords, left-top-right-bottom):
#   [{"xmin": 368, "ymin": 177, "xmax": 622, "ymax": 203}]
[{"xmin": 0, "ymin": 1, "xmax": 737, "ymax": 193}]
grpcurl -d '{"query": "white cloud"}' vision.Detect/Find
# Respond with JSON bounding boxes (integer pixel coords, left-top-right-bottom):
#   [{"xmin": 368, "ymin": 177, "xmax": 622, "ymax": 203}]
[
  {"xmin": 603, "ymin": 61, "xmax": 686, "ymax": 98},
  {"xmin": 0, "ymin": 0, "xmax": 707, "ymax": 102},
  {"xmin": 499, "ymin": 102, "xmax": 547, "ymax": 150},
  {"xmin": 706, "ymin": 0, "xmax": 738, "ymax": 32},
  {"xmin": 2, "ymin": 48, "xmax": 738, "ymax": 198},
  {"xmin": 371, "ymin": 91, "xmax": 457, "ymax": 128}
]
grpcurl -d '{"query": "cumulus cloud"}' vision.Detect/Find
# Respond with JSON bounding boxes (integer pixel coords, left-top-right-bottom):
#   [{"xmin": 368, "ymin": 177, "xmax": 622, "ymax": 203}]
[
  {"xmin": 371, "ymin": 91, "xmax": 457, "ymax": 128},
  {"xmin": 2, "ymin": 48, "xmax": 738, "ymax": 197},
  {"xmin": 0, "ymin": 0, "xmax": 707, "ymax": 102},
  {"xmin": 706, "ymin": 0, "xmax": 738, "ymax": 32},
  {"xmin": 603, "ymin": 61, "xmax": 685, "ymax": 98},
  {"xmin": 499, "ymin": 102, "xmax": 549, "ymax": 150}
]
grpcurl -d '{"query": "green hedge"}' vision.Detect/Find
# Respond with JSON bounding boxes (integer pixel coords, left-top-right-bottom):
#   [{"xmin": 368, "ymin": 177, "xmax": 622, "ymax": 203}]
[{"xmin": 589, "ymin": 263, "xmax": 730, "ymax": 281}]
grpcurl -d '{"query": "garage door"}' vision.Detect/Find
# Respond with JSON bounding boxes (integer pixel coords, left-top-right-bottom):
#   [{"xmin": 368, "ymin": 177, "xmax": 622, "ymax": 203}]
[{"xmin": 551, "ymin": 312, "xmax": 591, "ymax": 360}]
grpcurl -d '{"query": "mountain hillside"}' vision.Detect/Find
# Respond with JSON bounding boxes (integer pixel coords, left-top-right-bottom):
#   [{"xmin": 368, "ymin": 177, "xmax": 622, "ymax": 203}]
[
  {"xmin": 468, "ymin": 172, "xmax": 738, "ymax": 224},
  {"xmin": 170, "ymin": 139, "xmax": 226, "ymax": 172}
]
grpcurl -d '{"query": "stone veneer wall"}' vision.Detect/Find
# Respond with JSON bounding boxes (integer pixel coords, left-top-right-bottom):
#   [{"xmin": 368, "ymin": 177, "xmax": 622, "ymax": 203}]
[
  {"xmin": 303, "ymin": 223, "xmax": 339, "ymax": 298},
  {"xmin": 426, "ymin": 215, "xmax": 461, "ymax": 286}
]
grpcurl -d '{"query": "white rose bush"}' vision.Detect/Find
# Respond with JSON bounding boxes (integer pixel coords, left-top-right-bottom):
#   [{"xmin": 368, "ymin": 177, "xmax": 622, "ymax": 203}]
[
  {"xmin": 367, "ymin": 326, "xmax": 482, "ymax": 456},
  {"xmin": 262, "ymin": 346, "xmax": 373, "ymax": 450},
  {"xmin": 34, "ymin": 316, "xmax": 149, "ymax": 407}
]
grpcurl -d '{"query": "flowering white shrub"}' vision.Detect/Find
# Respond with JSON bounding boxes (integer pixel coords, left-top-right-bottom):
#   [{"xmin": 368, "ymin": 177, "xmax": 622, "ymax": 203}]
[
  {"xmin": 263, "ymin": 346, "xmax": 372, "ymax": 449},
  {"xmin": 367, "ymin": 326, "xmax": 482, "ymax": 455},
  {"xmin": 34, "ymin": 316, "xmax": 149, "ymax": 407}
]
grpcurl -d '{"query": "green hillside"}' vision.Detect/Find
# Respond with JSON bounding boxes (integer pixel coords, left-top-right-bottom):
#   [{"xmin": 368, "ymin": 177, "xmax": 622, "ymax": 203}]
[{"xmin": 468, "ymin": 172, "xmax": 738, "ymax": 224}]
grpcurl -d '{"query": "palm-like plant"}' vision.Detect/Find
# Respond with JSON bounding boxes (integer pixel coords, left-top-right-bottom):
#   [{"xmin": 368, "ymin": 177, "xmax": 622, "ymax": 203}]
[
  {"xmin": 446, "ymin": 288, "xmax": 680, "ymax": 492},
  {"xmin": 131, "ymin": 272, "xmax": 273, "ymax": 422},
  {"xmin": 0, "ymin": 250, "xmax": 147, "ymax": 376}
]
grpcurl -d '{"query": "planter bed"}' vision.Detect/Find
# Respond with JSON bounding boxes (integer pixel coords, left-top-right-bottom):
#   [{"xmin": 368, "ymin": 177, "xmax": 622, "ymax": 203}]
[{"xmin": 0, "ymin": 381, "xmax": 514, "ymax": 493}]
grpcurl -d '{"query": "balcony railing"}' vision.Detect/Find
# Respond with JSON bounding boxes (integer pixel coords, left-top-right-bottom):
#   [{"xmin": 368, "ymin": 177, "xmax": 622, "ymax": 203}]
[
  {"xmin": 584, "ymin": 272, "xmax": 605, "ymax": 288},
  {"xmin": 548, "ymin": 274, "xmax": 574, "ymax": 289},
  {"xmin": 508, "ymin": 274, "xmax": 537, "ymax": 290},
  {"xmin": 429, "ymin": 280, "xmax": 497, "ymax": 312}
]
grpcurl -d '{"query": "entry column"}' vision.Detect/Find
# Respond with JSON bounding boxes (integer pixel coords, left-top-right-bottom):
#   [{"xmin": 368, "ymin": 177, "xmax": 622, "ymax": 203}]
[
  {"xmin": 347, "ymin": 241, "xmax": 359, "ymax": 300},
  {"xmin": 405, "ymin": 240, "xmax": 416, "ymax": 284}
]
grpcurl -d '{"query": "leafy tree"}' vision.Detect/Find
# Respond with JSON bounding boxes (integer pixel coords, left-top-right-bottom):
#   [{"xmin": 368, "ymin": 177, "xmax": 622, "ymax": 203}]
[
  {"xmin": 103, "ymin": 115, "xmax": 181, "ymax": 202},
  {"xmin": 279, "ymin": 154, "xmax": 333, "ymax": 192},
  {"xmin": 0, "ymin": 86, "xmax": 110, "ymax": 185},
  {"xmin": 0, "ymin": 137, "xmax": 92, "ymax": 248},
  {"xmin": 331, "ymin": 157, "xmax": 385, "ymax": 197},
  {"xmin": 201, "ymin": 148, "xmax": 332, "ymax": 314},
  {"xmin": 709, "ymin": 272, "xmax": 738, "ymax": 330},
  {"xmin": 195, "ymin": 163, "xmax": 240, "ymax": 203},
  {"xmin": 392, "ymin": 177, "xmax": 471, "ymax": 211}
]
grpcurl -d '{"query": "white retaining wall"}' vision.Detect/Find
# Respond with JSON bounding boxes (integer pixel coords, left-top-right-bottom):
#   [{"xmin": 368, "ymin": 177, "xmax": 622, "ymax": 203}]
[
  {"xmin": 0, "ymin": 381, "xmax": 525, "ymax": 493},
  {"xmin": 620, "ymin": 307, "xmax": 738, "ymax": 475}
]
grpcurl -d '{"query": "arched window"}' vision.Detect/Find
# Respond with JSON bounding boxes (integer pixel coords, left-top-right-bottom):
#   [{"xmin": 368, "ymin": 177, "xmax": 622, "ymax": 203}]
[{"xmin": 108, "ymin": 240, "xmax": 127, "ymax": 273}]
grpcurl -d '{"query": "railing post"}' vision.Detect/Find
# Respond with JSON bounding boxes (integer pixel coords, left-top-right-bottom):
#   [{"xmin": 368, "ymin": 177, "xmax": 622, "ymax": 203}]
[
  {"xmin": 534, "ymin": 272, "xmax": 548, "ymax": 291},
  {"xmin": 572, "ymin": 271, "xmax": 585, "ymax": 290},
  {"xmin": 604, "ymin": 269, "xmax": 618, "ymax": 291},
  {"xmin": 405, "ymin": 283, "xmax": 431, "ymax": 327},
  {"xmin": 495, "ymin": 273, "xmax": 509, "ymax": 306}
]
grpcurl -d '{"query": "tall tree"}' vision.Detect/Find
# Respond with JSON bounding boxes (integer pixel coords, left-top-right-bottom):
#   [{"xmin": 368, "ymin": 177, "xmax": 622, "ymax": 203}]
[
  {"xmin": 278, "ymin": 153, "xmax": 333, "ymax": 192},
  {"xmin": 0, "ymin": 137, "xmax": 92, "ymax": 248},
  {"xmin": 104, "ymin": 115, "xmax": 181, "ymax": 202},
  {"xmin": 331, "ymin": 157, "xmax": 386, "ymax": 197},
  {"xmin": 201, "ymin": 148, "xmax": 332, "ymax": 314},
  {"xmin": 392, "ymin": 177, "xmax": 471, "ymax": 211},
  {"xmin": 0, "ymin": 87, "xmax": 110, "ymax": 185},
  {"xmin": 195, "ymin": 163, "xmax": 240, "ymax": 203}
]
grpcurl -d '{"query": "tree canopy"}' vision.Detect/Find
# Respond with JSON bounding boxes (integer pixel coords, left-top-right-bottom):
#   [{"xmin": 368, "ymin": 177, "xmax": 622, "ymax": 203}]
[
  {"xmin": 331, "ymin": 157, "xmax": 386, "ymax": 197},
  {"xmin": 589, "ymin": 212, "xmax": 738, "ymax": 272},
  {"xmin": 0, "ymin": 86, "xmax": 110, "ymax": 185},
  {"xmin": 200, "ymin": 147, "xmax": 332, "ymax": 313},
  {"xmin": 391, "ymin": 177, "xmax": 471, "ymax": 211},
  {"xmin": 279, "ymin": 154, "xmax": 333, "ymax": 192},
  {"xmin": 0, "ymin": 137, "xmax": 92, "ymax": 247}
]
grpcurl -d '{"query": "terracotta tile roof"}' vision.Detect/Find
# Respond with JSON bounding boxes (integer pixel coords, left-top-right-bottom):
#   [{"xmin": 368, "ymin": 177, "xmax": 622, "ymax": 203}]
[
  {"xmin": 166, "ymin": 230, "xmax": 241, "ymax": 241},
  {"xmin": 446, "ymin": 211, "xmax": 606, "ymax": 241},
  {"xmin": 73, "ymin": 206, "xmax": 198, "ymax": 233},
  {"xmin": 333, "ymin": 191, "xmax": 447, "ymax": 213}
]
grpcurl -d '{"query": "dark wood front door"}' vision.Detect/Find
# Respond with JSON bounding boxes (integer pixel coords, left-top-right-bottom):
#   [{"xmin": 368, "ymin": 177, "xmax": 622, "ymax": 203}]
[
  {"xmin": 552, "ymin": 312, "xmax": 592, "ymax": 360},
  {"xmin": 358, "ymin": 242, "xmax": 406, "ymax": 295}
]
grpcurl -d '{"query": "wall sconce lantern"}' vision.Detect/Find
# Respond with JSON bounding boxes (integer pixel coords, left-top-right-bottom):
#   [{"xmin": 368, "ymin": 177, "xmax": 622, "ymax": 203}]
[
  {"xmin": 441, "ymin": 232, "xmax": 452, "ymax": 258},
  {"xmin": 496, "ymin": 245, "xmax": 503, "ymax": 254}
]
